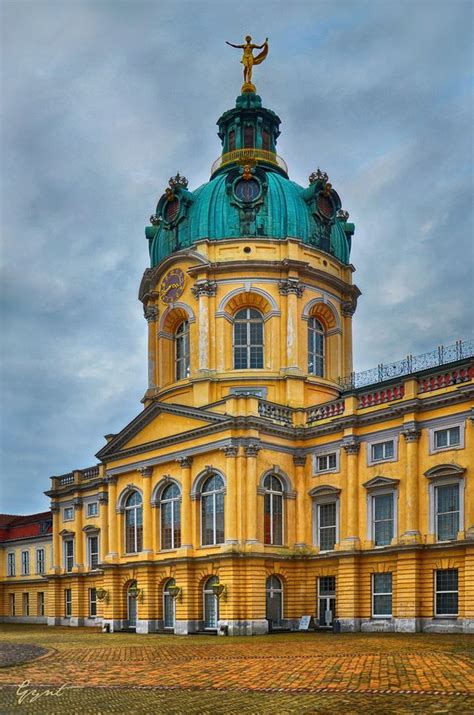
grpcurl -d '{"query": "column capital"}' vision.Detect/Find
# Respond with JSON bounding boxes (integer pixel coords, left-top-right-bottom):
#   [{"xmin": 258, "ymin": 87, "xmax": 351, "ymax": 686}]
[
  {"xmin": 73, "ymin": 497, "xmax": 83, "ymax": 510},
  {"xmin": 138, "ymin": 466, "xmax": 153, "ymax": 478},
  {"xmin": 177, "ymin": 456, "xmax": 193, "ymax": 468},
  {"xmin": 105, "ymin": 474, "xmax": 118, "ymax": 485},
  {"xmin": 342, "ymin": 436, "xmax": 360, "ymax": 455},
  {"xmin": 245, "ymin": 441, "xmax": 261, "ymax": 458},
  {"xmin": 278, "ymin": 278, "xmax": 305, "ymax": 297},
  {"xmin": 341, "ymin": 300, "xmax": 357, "ymax": 317},
  {"xmin": 222, "ymin": 445, "xmax": 238, "ymax": 458},
  {"xmin": 143, "ymin": 305, "xmax": 159, "ymax": 323},
  {"xmin": 293, "ymin": 451, "xmax": 307, "ymax": 467},
  {"xmin": 402, "ymin": 424, "xmax": 421, "ymax": 442},
  {"xmin": 191, "ymin": 280, "xmax": 217, "ymax": 298},
  {"xmin": 98, "ymin": 492, "xmax": 108, "ymax": 504},
  {"xmin": 51, "ymin": 502, "xmax": 60, "ymax": 513}
]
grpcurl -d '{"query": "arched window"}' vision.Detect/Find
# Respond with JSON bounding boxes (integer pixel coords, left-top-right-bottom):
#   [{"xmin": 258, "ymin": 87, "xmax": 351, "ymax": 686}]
[
  {"xmin": 203, "ymin": 576, "xmax": 219, "ymax": 629},
  {"xmin": 125, "ymin": 492, "xmax": 143, "ymax": 553},
  {"xmin": 266, "ymin": 575, "xmax": 283, "ymax": 630},
  {"xmin": 201, "ymin": 474, "xmax": 225, "ymax": 546},
  {"xmin": 175, "ymin": 321, "xmax": 190, "ymax": 380},
  {"xmin": 163, "ymin": 578, "xmax": 176, "ymax": 629},
  {"xmin": 263, "ymin": 475, "xmax": 283, "ymax": 545},
  {"xmin": 244, "ymin": 125, "xmax": 254, "ymax": 148},
  {"xmin": 228, "ymin": 129, "xmax": 236, "ymax": 152},
  {"xmin": 160, "ymin": 483, "xmax": 181, "ymax": 550},
  {"xmin": 308, "ymin": 317, "xmax": 325, "ymax": 377},
  {"xmin": 233, "ymin": 308, "xmax": 264, "ymax": 369}
]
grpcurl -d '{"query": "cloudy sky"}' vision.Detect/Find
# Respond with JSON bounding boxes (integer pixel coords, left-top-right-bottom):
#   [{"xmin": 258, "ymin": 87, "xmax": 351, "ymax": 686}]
[{"xmin": 1, "ymin": 0, "xmax": 473, "ymax": 513}]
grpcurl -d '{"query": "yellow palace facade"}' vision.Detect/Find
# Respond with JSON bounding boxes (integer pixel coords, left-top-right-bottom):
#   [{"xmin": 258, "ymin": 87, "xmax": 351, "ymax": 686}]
[{"xmin": 1, "ymin": 67, "xmax": 473, "ymax": 635}]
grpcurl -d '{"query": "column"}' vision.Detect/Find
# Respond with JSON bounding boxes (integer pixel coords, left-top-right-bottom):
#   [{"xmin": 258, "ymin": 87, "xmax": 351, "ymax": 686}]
[
  {"xmin": 139, "ymin": 467, "xmax": 153, "ymax": 555},
  {"xmin": 341, "ymin": 301, "xmax": 356, "ymax": 378},
  {"xmin": 401, "ymin": 423, "xmax": 421, "ymax": 543},
  {"xmin": 293, "ymin": 452, "xmax": 307, "ymax": 547},
  {"xmin": 236, "ymin": 448, "xmax": 246, "ymax": 543},
  {"xmin": 395, "ymin": 550, "xmax": 421, "ymax": 631},
  {"xmin": 51, "ymin": 503, "xmax": 61, "ymax": 572},
  {"xmin": 98, "ymin": 492, "xmax": 109, "ymax": 563},
  {"xmin": 341, "ymin": 436, "xmax": 360, "ymax": 549},
  {"xmin": 73, "ymin": 497, "xmax": 84, "ymax": 571},
  {"xmin": 178, "ymin": 456, "xmax": 193, "ymax": 549},
  {"xmin": 106, "ymin": 475, "xmax": 118, "ymax": 560},
  {"xmin": 245, "ymin": 442, "xmax": 261, "ymax": 544},
  {"xmin": 223, "ymin": 446, "xmax": 238, "ymax": 544},
  {"xmin": 144, "ymin": 305, "xmax": 159, "ymax": 389},
  {"xmin": 337, "ymin": 555, "xmax": 360, "ymax": 631}
]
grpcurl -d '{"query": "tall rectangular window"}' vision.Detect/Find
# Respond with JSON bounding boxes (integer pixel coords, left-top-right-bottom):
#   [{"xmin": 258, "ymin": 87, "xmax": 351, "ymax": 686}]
[
  {"xmin": 372, "ymin": 494, "xmax": 394, "ymax": 546},
  {"xmin": 64, "ymin": 539, "xmax": 74, "ymax": 572},
  {"xmin": 87, "ymin": 536, "xmax": 99, "ymax": 570},
  {"xmin": 64, "ymin": 589, "xmax": 72, "ymax": 617},
  {"xmin": 36, "ymin": 548, "xmax": 45, "ymax": 574},
  {"xmin": 37, "ymin": 592, "xmax": 45, "ymax": 617},
  {"xmin": 21, "ymin": 550, "xmax": 30, "ymax": 576},
  {"xmin": 372, "ymin": 573, "xmax": 392, "ymax": 617},
  {"xmin": 7, "ymin": 552, "xmax": 15, "ymax": 577},
  {"xmin": 435, "ymin": 569, "xmax": 458, "ymax": 616},
  {"xmin": 318, "ymin": 502, "xmax": 337, "ymax": 551},
  {"xmin": 89, "ymin": 588, "xmax": 97, "ymax": 617},
  {"xmin": 435, "ymin": 484, "xmax": 459, "ymax": 541},
  {"xmin": 22, "ymin": 593, "xmax": 29, "ymax": 616},
  {"xmin": 10, "ymin": 594, "xmax": 15, "ymax": 616}
]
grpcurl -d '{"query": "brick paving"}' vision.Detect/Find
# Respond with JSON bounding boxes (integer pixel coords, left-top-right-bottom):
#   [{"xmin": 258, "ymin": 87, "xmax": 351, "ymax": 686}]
[{"xmin": 0, "ymin": 626, "xmax": 473, "ymax": 713}]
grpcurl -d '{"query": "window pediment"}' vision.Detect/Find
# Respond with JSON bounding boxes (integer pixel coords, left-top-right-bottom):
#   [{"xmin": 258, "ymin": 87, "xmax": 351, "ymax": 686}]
[
  {"xmin": 59, "ymin": 529, "xmax": 74, "ymax": 537},
  {"xmin": 424, "ymin": 463, "xmax": 465, "ymax": 480},
  {"xmin": 363, "ymin": 476, "xmax": 400, "ymax": 490},
  {"xmin": 309, "ymin": 485, "xmax": 341, "ymax": 499}
]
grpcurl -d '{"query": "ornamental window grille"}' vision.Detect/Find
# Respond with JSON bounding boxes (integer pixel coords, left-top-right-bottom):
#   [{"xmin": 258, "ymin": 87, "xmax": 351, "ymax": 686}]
[
  {"xmin": 263, "ymin": 475, "xmax": 284, "ymax": 546},
  {"xmin": 160, "ymin": 483, "xmax": 181, "ymax": 550},
  {"xmin": 175, "ymin": 320, "xmax": 190, "ymax": 381},
  {"xmin": 434, "ymin": 426, "xmax": 460, "ymax": 450},
  {"xmin": 435, "ymin": 569, "xmax": 458, "ymax": 616},
  {"xmin": 435, "ymin": 484, "xmax": 460, "ymax": 541},
  {"xmin": 36, "ymin": 548, "xmax": 45, "ymax": 574},
  {"xmin": 21, "ymin": 550, "xmax": 29, "ymax": 576},
  {"xmin": 125, "ymin": 491, "xmax": 143, "ymax": 554},
  {"xmin": 201, "ymin": 474, "xmax": 225, "ymax": 546},
  {"xmin": 64, "ymin": 539, "xmax": 74, "ymax": 573},
  {"xmin": 233, "ymin": 308, "xmax": 264, "ymax": 369},
  {"xmin": 372, "ymin": 493, "xmax": 394, "ymax": 546},
  {"xmin": 87, "ymin": 535, "xmax": 99, "ymax": 569},
  {"xmin": 372, "ymin": 573, "xmax": 392, "ymax": 617},
  {"xmin": 308, "ymin": 317, "xmax": 325, "ymax": 377},
  {"xmin": 371, "ymin": 440, "xmax": 394, "ymax": 462}
]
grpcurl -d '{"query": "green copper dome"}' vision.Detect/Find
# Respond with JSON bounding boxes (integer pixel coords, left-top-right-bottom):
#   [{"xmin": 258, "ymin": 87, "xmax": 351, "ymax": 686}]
[{"xmin": 146, "ymin": 94, "xmax": 354, "ymax": 266}]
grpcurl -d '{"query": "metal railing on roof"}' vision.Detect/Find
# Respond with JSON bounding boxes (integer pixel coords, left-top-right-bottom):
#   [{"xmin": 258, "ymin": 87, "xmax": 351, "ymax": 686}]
[{"xmin": 210, "ymin": 148, "xmax": 288, "ymax": 176}]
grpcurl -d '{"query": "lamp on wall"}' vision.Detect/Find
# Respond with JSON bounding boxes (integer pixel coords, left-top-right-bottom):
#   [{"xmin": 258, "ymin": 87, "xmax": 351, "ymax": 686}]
[
  {"xmin": 96, "ymin": 587, "xmax": 109, "ymax": 603},
  {"xmin": 128, "ymin": 583, "xmax": 144, "ymax": 601},
  {"xmin": 211, "ymin": 579, "xmax": 227, "ymax": 601},
  {"xmin": 167, "ymin": 584, "xmax": 182, "ymax": 601}
]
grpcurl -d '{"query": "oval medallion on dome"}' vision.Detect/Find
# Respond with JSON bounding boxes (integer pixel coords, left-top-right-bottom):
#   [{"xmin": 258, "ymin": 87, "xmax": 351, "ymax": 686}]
[
  {"xmin": 160, "ymin": 268, "xmax": 185, "ymax": 304},
  {"xmin": 165, "ymin": 198, "xmax": 180, "ymax": 223},
  {"xmin": 317, "ymin": 193, "xmax": 334, "ymax": 220},
  {"xmin": 234, "ymin": 178, "xmax": 260, "ymax": 202}
]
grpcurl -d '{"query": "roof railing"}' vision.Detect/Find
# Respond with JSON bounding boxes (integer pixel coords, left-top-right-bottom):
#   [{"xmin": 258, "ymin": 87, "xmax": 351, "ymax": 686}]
[{"xmin": 210, "ymin": 148, "xmax": 288, "ymax": 176}]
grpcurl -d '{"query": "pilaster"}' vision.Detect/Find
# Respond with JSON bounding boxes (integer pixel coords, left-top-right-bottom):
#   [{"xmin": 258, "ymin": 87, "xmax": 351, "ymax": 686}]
[
  {"xmin": 178, "ymin": 456, "xmax": 193, "ymax": 551},
  {"xmin": 340, "ymin": 436, "xmax": 360, "ymax": 550},
  {"xmin": 140, "ymin": 467, "xmax": 153, "ymax": 555},
  {"xmin": 400, "ymin": 422, "xmax": 421, "ymax": 543},
  {"xmin": 106, "ymin": 475, "xmax": 118, "ymax": 561},
  {"xmin": 245, "ymin": 442, "xmax": 261, "ymax": 545},
  {"xmin": 223, "ymin": 446, "xmax": 239, "ymax": 544},
  {"xmin": 293, "ymin": 452, "xmax": 308, "ymax": 547}
]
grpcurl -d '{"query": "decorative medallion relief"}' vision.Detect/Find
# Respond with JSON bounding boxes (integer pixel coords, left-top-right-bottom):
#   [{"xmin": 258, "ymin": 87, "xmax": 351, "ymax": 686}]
[{"xmin": 160, "ymin": 268, "xmax": 185, "ymax": 304}]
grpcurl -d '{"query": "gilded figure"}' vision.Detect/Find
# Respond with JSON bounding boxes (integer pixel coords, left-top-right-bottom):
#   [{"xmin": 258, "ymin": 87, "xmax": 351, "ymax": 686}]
[{"xmin": 226, "ymin": 35, "xmax": 269, "ymax": 91}]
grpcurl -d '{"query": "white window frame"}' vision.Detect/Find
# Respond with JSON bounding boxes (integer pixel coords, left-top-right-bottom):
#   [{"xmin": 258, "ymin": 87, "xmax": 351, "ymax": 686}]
[
  {"xmin": 372, "ymin": 573, "xmax": 393, "ymax": 617},
  {"xmin": 63, "ymin": 506, "xmax": 74, "ymax": 522},
  {"xmin": 89, "ymin": 588, "xmax": 97, "ymax": 618},
  {"xmin": 64, "ymin": 589, "xmax": 72, "ymax": 617},
  {"xmin": 312, "ymin": 497, "xmax": 340, "ymax": 551},
  {"xmin": 87, "ymin": 534, "xmax": 99, "ymax": 570},
  {"xmin": 434, "ymin": 569, "xmax": 459, "ymax": 617},
  {"xmin": 21, "ymin": 550, "xmax": 30, "ymax": 576},
  {"xmin": 175, "ymin": 320, "xmax": 190, "ymax": 381},
  {"xmin": 7, "ymin": 552, "xmax": 15, "ymax": 577},
  {"xmin": 366, "ymin": 436, "xmax": 398, "ymax": 466},
  {"xmin": 313, "ymin": 449, "xmax": 340, "ymax": 475},
  {"xmin": 36, "ymin": 548, "xmax": 45, "ymax": 574},
  {"xmin": 22, "ymin": 592, "xmax": 29, "ymax": 616},
  {"xmin": 64, "ymin": 538, "xmax": 74, "ymax": 572},
  {"xmin": 86, "ymin": 502, "xmax": 98, "ymax": 518},
  {"xmin": 428, "ymin": 477, "xmax": 464, "ymax": 540},
  {"xmin": 429, "ymin": 420, "xmax": 465, "ymax": 454},
  {"xmin": 233, "ymin": 307, "xmax": 265, "ymax": 370},
  {"xmin": 263, "ymin": 475, "xmax": 285, "ymax": 546},
  {"xmin": 366, "ymin": 490, "xmax": 398, "ymax": 547}
]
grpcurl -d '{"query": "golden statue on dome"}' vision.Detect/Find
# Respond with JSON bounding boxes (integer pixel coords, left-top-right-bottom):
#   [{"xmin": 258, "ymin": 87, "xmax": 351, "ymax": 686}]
[{"xmin": 226, "ymin": 35, "xmax": 269, "ymax": 93}]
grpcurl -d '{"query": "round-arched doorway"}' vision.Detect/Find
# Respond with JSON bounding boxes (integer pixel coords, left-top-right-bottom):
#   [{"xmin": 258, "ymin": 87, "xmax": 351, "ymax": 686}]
[
  {"xmin": 203, "ymin": 576, "xmax": 219, "ymax": 630},
  {"xmin": 266, "ymin": 575, "xmax": 283, "ymax": 631},
  {"xmin": 163, "ymin": 578, "xmax": 176, "ymax": 629}
]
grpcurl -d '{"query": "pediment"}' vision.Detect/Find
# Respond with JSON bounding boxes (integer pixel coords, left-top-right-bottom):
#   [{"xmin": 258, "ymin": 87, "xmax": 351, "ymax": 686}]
[
  {"xmin": 96, "ymin": 401, "xmax": 229, "ymax": 461},
  {"xmin": 308, "ymin": 485, "xmax": 341, "ymax": 498},
  {"xmin": 363, "ymin": 476, "xmax": 400, "ymax": 490},
  {"xmin": 59, "ymin": 529, "xmax": 74, "ymax": 536},
  {"xmin": 424, "ymin": 463, "xmax": 465, "ymax": 480}
]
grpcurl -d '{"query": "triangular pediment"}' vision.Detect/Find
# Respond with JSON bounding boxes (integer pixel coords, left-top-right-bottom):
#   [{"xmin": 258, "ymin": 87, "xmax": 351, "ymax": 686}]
[
  {"xmin": 96, "ymin": 402, "xmax": 229, "ymax": 461},
  {"xmin": 363, "ymin": 476, "xmax": 400, "ymax": 490}
]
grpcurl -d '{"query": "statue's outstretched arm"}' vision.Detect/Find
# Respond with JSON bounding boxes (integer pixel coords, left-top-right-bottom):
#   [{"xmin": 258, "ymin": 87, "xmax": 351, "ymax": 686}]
[
  {"xmin": 257, "ymin": 38, "xmax": 269, "ymax": 48},
  {"xmin": 226, "ymin": 41, "xmax": 244, "ymax": 49}
]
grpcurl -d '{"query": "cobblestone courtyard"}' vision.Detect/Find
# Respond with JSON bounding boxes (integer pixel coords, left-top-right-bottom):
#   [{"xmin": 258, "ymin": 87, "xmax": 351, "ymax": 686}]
[{"xmin": 0, "ymin": 626, "xmax": 473, "ymax": 713}]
